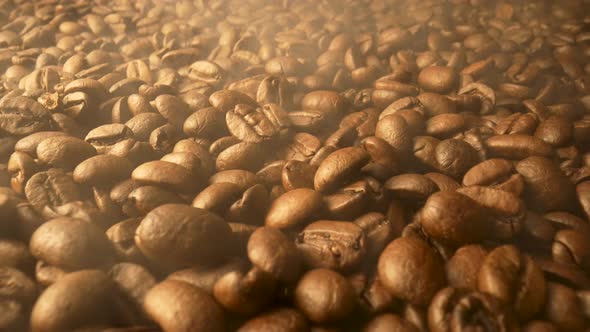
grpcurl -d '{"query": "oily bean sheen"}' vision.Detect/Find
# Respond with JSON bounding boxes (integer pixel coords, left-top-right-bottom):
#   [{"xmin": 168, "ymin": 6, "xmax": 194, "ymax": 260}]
[
  {"xmin": 478, "ymin": 245, "xmax": 546, "ymax": 321},
  {"xmin": 419, "ymin": 191, "xmax": 487, "ymax": 246},
  {"xmin": 144, "ymin": 279, "xmax": 225, "ymax": 332},
  {"xmin": 378, "ymin": 237, "xmax": 445, "ymax": 306},
  {"xmin": 135, "ymin": 204, "xmax": 233, "ymax": 269},
  {"xmin": 3, "ymin": 0, "xmax": 590, "ymax": 330},
  {"xmin": 314, "ymin": 147, "xmax": 370, "ymax": 192}
]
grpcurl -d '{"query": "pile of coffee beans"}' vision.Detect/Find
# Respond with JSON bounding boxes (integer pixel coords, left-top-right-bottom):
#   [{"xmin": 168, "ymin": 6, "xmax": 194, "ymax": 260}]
[{"xmin": 2, "ymin": 0, "xmax": 590, "ymax": 330}]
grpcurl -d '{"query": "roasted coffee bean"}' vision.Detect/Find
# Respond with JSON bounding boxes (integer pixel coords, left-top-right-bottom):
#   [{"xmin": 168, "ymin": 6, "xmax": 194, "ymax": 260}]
[
  {"xmin": 294, "ymin": 269, "xmax": 356, "ymax": 324},
  {"xmin": 544, "ymin": 282, "xmax": 586, "ymax": 332},
  {"xmin": 237, "ymin": 308, "xmax": 309, "ymax": 332},
  {"xmin": 282, "ymin": 160, "xmax": 316, "ymax": 191},
  {"xmin": 375, "ymin": 114, "xmax": 412, "ymax": 154},
  {"xmin": 456, "ymin": 186, "xmax": 525, "ymax": 240},
  {"xmin": 30, "ymin": 217, "xmax": 116, "ymax": 272},
  {"xmin": 25, "ymin": 168, "xmax": 83, "ymax": 214},
  {"xmin": 516, "ymin": 156, "xmax": 577, "ymax": 212},
  {"xmin": 30, "ymin": 270, "xmax": 125, "ymax": 332},
  {"xmin": 363, "ymin": 314, "xmax": 418, "ymax": 332},
  {"xmin": 552, "ymin": 229, "xmax": 590, "ymax": 273},
  {"xmin": 106, "ymin": 218, "xmax": 145, "ymax": 264},
  {"xmin": 314, "ymin": 147, "xmax": 370, "ymax": 193},
  {"xmin": 135, "ymin": 204, "xmax": 233, "ymax": 269},
  {"xmin": 132, "ymin": 160, "xmax": 199, "ymax": 193},
  {"xmin": 354, "ymin": 212, "xmax": 395, "ymax": 260},
  {"xmin": 36, "ymin": 136, "xmax": 96, "ymax": 170},
  {"xmin": 247, "ymin": 227, "xmax": 302, "ymax": 283},
  {"xmin": 428, "ymin": 287, "xmax": 516, "ymax": 332},
  {"xmin": 378, "ymin": 237, "xmax": 445, "ymax": 306},
  {"xmin": 419, "ymin": 191, "xmax": 487, "ymax": 246},
  {"xmin": 486, "ymin": 134, "xmax": 554, "ymax": 159},
  {"xmin": 446, "ymin": 245, "xmax": 488, "ymax": 291},
  {"xmin": 0, "ymin": 96, "xmax": 54, "ymax": 135},
  {"xmin": 73, "ymin": 155, "xmax": 134, "ymax": 187},
  {"xmin": 144, "ymin": 279, "xmax": 225, "ymax": 332},
  {"xmin": 478, "ymin": 245, "xmax": 546, "ymax": 321},
  {"xmin": 85, "ymin": 124, "xmax": 134, "ymax": 154},
  {"xmin": 384, "ymin": 173, "xmax": 438, "ymax": 201},
  {"xmin": 213, "ymin": 266, "xmax": 277, "ymax": 316},
  {"xmin": 265, "ymin": 188, "xmax": 324, "ymax": 229},
  {"xmin": 296, "ymin": 220, "xmax": 366, "ymax": 272}
]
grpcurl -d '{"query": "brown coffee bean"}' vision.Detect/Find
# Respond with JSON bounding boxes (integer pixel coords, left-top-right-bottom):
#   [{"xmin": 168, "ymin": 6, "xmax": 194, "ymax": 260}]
[
  {"xmin": 14, "ymin": 132, "xmax": 69, "ymax": 157},
  {"xmin": 30, "ymin": 217, "xmax": 115, "ymax": 271},
  {"xmin": 0, "ymin": 96, "xmax": 54, "ymax": 135},
  {"xmin": 132, "ymin": 160, "xmax": 198, "ymax": 193},
  {"xmin": 419, "ymin": 191, "xmax": 487, "ymax": 246},
  {"xmin": 456, "ymin": 186, "xmax": 525, "ymax": 240},
  {"xmin": 73, "ymin": 155, "xmax": 134, "ymax": 187},
  {"xmin": 363, "ymin": 314, "xmax": 418, "ymax": 332},
  {"xmin": 545, "ymin": 282, "xmax": 586, "ymax": 332},
  {"xmin": 248, "ymin": 226, "xmax": 302, "ymax": 283},
  {"xmin": 434, "ymin": 139, "xmax": 479, "ymax": 178},
  {"xmin": 375, "ymin": 115, "xmax": 412, "ymax": 154},
  {"xmin": 314, "ymin": 147, "xmax": 370, "ymax": 193},
  {"xmin": 25, "ymin": 169, "xmax": 83, "ymax": 214},
  {"xmin": 552, "ymin": 229, "xmax": 590, "ymax": 272},
  {"xmin": 428, "ymin": 287, "xmax": 515, "ymax": 332},
  {"xmin": 463, "ymin": 158, "xmax": 514, "ymax": 186},
  {"xmin": 384, "ymin": 173, "xmax": 438, "ymax": 201},
  {"xmin": 135, "ymin": 204, "xmax": 233, "ymax": 269},
  {"xmin": 378, "ymin": 237, "xmax": 445, "ymax": 306},
  {"xmin": 265, "ymin": 188, "xmax": 324, "ymax": 229},
  {"xmin": 213, "ymin": 266, "xmax": 277, "ymax": 316},
  {"xmin": 478, "ymin": 245, "xmax": 546, "ymax": 321},
  {"xmin": 294, "ymin": 269, "xmax": 356, "ymax": 324},
  {"xmin": 106, "ymin": 218, "xmax": 145, "ymax": 264},
  {"xmin": 516, "ymin": 156, "xmax": 577, "ymax": 212},
  {"xmin": 353, "ymin": 212, "xmax": 395, "ymax": 261},
  {"xmin": 30, "ymin": 270, "xmax": 122, "ymax": 332},
  {"xmin": 144, "ymin": 279, "xmax": 225, "ymax": 332},
  {"xmin": 85, "ymin": 124, "xmax": 134, "ymax": 154},
  {"xmin": 237, "ymin": 308, "xmax": 309, "ymax": 332},
  {"xmin": 577, "ymin": 181, "xmax": 590, "ymax": 221},
  {"xmin": 445, "ymin": 244, "xmax": 487, "ymax": 290},
  {"xmin": 282, "ymin": 160, "xmax": 316, "ymax": 191},
  {"xmin": 183, "ymin": 107, "xmax": 227, "ymax": 139},
  {"xmin": 296, "ymin": 220, "xmax": 366, "ymax": 272},
  {"xmin": 417, "ymin": 66, "xmax": 457, "ymax": 93},
  {"xmin": 486, "ymin": 134, "xmax": 553, "ymax": 159}
]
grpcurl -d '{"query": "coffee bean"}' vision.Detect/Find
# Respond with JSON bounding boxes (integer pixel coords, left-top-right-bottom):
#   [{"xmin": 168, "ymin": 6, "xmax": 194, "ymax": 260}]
[
  {"xmin": 428, "ymin": 287, "xmax": 516, "ymax": 332},
  {"xmin": 73, "ymin": 155, "xmax": 134, "ymax": 187},
  {"xmin": 378, "ymin": 237, "xmax": 445, "ymax": 306},
  {"xmin": 314, "ymin": 147, "xmax": 370, "ymax": 193},
  {"xmin": 516, "ymin": 156, "xmax": 577, "ymax": 212},
  {"xmin": 247, "ymin": 227, "xmax": 302, "ymax": 283},
  {"xmin": 144, "ymin": 279, "xmax": 225, "ymax": 332},
  {"xmin": 132, "ymin": 160, "xmax": 198, "ymax": 193},
  {"xmin": 419, "ymin": 191, "xmax": 487, "ymax": 246},
  {"xmin": 135, "ymin": 204, "xmax": 233, "ymax": 269},
  {"xmin": 0, "ymin": 96, "xmax": 54, "ymax": 135},
  {"xmin": 265, "ymin": 188, "xmax": 324, "ymax": 229},
  {"xmin": 294, "ymin": 269, "xmax": 356, "ymax": 324},
  {"xmin": 238, "ymin": 308, "xmax": 309, "ymax": 332},
  {"xmin": 478, "ymin": 245, "xmax": 546, "ymax": 321},
  {"xmin": 30, "ymin": 217, "xmax": 116, "ymax": 271},
  {"xmin": 31, "ymin": 270, "xmax": 122, "ymax": 332},
  {"xmin": 296, "ymin": 220, "xmax": 366, "ymax": 272},
  {"xmin": 213, "ymin": 267, "xmax": 277, "ymax": 315}
]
